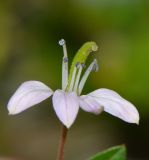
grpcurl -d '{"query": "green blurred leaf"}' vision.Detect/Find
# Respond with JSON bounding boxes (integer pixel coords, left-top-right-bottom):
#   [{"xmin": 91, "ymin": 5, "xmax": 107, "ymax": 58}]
[{"xmin": 89, "ymin": 145, "xmax": 126, "ymax": 160}]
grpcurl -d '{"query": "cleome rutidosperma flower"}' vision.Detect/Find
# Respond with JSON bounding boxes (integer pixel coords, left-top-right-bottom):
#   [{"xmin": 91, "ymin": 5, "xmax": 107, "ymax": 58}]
[{"xmin": 7, "ymin": 39, "xmax": 139, "ymax": 128}]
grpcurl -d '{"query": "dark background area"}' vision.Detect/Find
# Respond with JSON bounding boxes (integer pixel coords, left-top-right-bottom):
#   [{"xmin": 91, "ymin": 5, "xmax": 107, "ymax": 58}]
[{"xmin": 0, "ymin": 0, "xmax": 149, "ymax": 160}]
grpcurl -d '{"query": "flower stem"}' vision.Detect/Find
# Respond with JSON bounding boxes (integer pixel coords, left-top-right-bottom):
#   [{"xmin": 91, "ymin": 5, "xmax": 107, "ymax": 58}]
[{"xmin": 56, "ymin": 125, "xmax": 68, "ymax": 160}]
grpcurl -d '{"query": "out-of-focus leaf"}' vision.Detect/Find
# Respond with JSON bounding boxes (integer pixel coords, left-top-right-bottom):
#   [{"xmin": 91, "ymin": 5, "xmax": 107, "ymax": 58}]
[{"xmin": 89, "ymin": 145, "xmax": 126, "ymax": 160}]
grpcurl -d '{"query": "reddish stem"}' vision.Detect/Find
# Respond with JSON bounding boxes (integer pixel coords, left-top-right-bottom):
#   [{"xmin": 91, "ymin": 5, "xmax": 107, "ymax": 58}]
[{"xmin": 56, "ymin": 125, "xmax": 68, "ymax": 160}]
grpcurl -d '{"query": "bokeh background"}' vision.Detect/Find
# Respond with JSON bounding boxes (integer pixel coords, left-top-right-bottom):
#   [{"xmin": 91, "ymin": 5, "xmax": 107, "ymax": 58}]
[{"xmin": 0, "ymin": 0, "xmax": 149, "ymax": 160}]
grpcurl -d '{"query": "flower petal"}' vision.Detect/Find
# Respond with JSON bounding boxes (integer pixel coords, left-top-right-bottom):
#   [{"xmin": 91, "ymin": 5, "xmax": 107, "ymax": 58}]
[
  {"xmin": 8, "ymin": 81, "xmax": 53, "ymax": 115},
  {"xmin": 79, "ymin": 95, "xmax": 103, "ymax": 114},
  {"xmin": 52, "ymin": 90, "xmax": 79, "ymax": 128},
  {"xmin": 85, "ymin": 88, "xmax": 139, "ymax": 124}
]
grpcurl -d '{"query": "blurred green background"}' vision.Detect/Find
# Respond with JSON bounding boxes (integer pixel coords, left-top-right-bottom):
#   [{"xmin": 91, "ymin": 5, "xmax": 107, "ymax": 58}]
[{"xmin": 0, "ymin": 0, "xmax": 149, "ymax": 160}]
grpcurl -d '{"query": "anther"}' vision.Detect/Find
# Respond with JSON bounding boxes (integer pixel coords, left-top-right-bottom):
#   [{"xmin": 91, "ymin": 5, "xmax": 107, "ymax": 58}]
[
  {"xmin": 63, "ymin": 57, "xmax": 68, "ymax": 63},
  {"xmin": 81, "ymin": 63, "xmax": 86, "ymax": 68},
  {"xmin": 92, "ymin": 63, "xmax": 99, "ymax": 72},
  {"xmin": 75, "ymin": 62, "xmax": 80, "ymax": 68},
  {"xmin": 59, "ymin": 39, "xmax": 65, "ymax": 46}
]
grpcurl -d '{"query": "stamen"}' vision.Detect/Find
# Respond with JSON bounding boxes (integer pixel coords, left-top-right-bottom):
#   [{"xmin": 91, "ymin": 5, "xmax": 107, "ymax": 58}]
[
  {"xmin": 81, "ymin": 63, "xmax": 86, "ymax": 68},
  {"xmin": 92, "ymin": 61, "xmax": 99, "ymax": 72},
  {"xmin": 78, "ymin": 59, "xmax": 99, "ymax": 95},
  {"xmin": 73, "ymin": 64, "xmax": 83, "ymax": 93},
  {"xmin": 59, "ymin": 39, "xmax": 68, "ymax": 91},
  {"xmin": 69, "ymin": 66, "xmax": 77, "ymax": 92},
  {"xmin": 76, "ymin": 62, "xmax": 80, "ymax": 68},
  {"xmin": 63, "ymin": 57, "xmax": 68, "ymax": 63}
]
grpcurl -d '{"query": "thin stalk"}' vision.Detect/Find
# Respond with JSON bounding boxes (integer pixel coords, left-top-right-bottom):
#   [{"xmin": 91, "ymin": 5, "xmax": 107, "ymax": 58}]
[{"xmin": 56, "ymin": 125, "xmax": 68, "ymax": 160}]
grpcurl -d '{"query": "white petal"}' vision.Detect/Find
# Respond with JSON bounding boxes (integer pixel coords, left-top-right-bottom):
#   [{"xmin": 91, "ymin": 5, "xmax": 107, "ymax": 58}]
[
  {"xmin": 8, "ymin": 81, "xmax": 53, "ymax": 115},
  {"xmin": 86, "ymin": 88, "xmax": 139, "ymax": 124},
  {"xmin": 79, "ymin": 95, "xmax": 103, "ymax": 114},
  {"xmin": 52, "ymin": 90, "xmax": 79, "ymax": 128}
]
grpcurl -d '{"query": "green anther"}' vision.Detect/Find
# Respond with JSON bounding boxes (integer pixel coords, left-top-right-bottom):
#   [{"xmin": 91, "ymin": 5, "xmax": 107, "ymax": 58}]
[{"xmin": 66, "ymin": 41, "xmax": 98, "ymax": 91}]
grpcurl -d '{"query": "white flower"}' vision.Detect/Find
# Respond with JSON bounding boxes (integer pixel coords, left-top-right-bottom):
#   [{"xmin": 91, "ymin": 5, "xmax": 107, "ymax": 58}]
[{"xmin": 7, "ymin": 39, "xmax": 139, "ymax": 128}]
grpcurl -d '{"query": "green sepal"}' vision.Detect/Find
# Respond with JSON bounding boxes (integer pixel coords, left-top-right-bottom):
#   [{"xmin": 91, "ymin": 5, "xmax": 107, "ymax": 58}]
[
  {"xmin": 67, "ymin": 41, "xmax": 98, "ymax": 91},
  {"xmin": 89, "ymin": 145, "xmax": 126, "ymax": 160}
]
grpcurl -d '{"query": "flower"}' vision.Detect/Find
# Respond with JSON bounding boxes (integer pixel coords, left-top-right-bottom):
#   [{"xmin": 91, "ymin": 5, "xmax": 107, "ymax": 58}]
[{"xmin": 7, "ymin": 39, "xmax": 139, "ymax": 128}]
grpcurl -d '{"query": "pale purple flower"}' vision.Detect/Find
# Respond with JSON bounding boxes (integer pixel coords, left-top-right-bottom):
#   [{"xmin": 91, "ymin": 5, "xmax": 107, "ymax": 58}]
[{"xmin": 7, "ymin": 39, "xmax": 139, "ymax": 128}]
